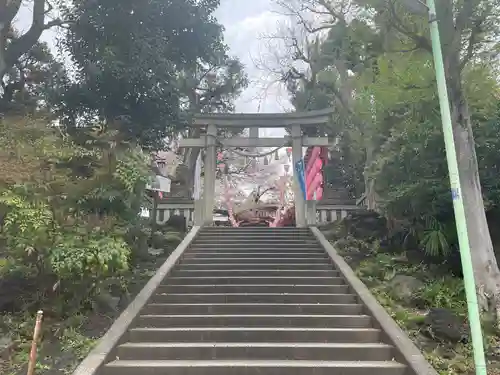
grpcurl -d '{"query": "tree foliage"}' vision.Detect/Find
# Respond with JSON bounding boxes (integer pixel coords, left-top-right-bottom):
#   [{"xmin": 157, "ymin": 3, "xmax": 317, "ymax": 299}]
[
  {"xmin": 279, "ymin": 0, "xmax": 500, "ymax": 313},
  {"xmin": 0, "ymin": 40, "xmax": 66, "ymax": 113},
  {"xmin": 56, "ymin": 0, "xmax": 237, "ymax": 150},
  {"xmin": 0, "ymin": 0, "xmax": 247, "ymax": 317},
  {"xmin": 0, "ymin": 115, "xmax": 152, "ymax": 314}
]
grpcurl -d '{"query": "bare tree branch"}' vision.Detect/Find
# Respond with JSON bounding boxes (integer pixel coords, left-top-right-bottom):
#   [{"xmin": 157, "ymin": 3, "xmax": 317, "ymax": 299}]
[
  {"xmin": 0, "ymin": 0, "xmax": 73, "ymax": 80},
  {"xmin": 0, "ymin": 0, "xmax": 22, "ymax": 27}
]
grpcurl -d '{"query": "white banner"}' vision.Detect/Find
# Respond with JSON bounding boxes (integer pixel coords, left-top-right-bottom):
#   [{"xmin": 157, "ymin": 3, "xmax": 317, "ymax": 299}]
[{"xmin": 193, "ymin": 152, "xmax": 202, "ymax": 199}]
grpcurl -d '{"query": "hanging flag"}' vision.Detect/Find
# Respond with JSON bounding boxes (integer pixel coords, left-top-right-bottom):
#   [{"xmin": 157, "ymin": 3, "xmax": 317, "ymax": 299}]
[
  {"xmin": 274, "ymin": 150, "xmax": 279, "ymax": 160},
  {"xmin": 294, "ymin": 159, "xmax": 306, "ymax": 200},
  {"xmin": 263, "ymin": 156, "xmax": 269, "ymax": 165}
]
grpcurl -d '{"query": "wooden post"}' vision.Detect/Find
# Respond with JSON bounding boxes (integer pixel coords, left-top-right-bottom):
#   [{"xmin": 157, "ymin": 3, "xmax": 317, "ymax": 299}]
[
  {"xmin": 26, "ymin": 310, "xmax": 43, "ymax": 375},
  {"xmin": 291, "ymin": 124, "xmax": 306, "ymax": 227},
  {"xmin": 203, "ymin": 124, "xmax": 217, "ymax": 225}
]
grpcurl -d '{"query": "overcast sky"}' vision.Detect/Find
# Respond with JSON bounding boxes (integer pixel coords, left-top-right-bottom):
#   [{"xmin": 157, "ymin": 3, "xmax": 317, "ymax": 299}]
[
  {"xmin": 215, "ymin": 0, "xmax": 292, "ymax": 116},
  {"xmin": 216, "ymin": 0, "xmax": 291, "ymax": 137}
]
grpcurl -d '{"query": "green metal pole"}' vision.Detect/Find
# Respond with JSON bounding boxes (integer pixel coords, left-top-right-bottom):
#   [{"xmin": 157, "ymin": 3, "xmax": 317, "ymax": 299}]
[{"xmin": 426, "ymin": 0, "xmax": 487, "ymax": 373}]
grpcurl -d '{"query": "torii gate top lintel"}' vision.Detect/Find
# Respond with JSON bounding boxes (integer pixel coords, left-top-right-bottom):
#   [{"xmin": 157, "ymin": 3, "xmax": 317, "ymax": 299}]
[{"xmin": 192, "ymin": 107, "xmax": 334, "ymax": 128}]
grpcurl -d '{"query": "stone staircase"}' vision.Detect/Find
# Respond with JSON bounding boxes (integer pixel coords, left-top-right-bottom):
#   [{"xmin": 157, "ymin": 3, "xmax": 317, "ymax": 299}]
[{"xmin": 99, "ymin": 227, "xmax": 415, "ymax": 375}]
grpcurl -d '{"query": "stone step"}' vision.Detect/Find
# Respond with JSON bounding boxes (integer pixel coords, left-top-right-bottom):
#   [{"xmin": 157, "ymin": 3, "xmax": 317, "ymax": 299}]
[
  {"xmin": 141, "ymin": 303, "xmax": 365, "ymax": 315},
  {"xmin": 183, "ymin": 252, "xmax": 327, "ymax": 258},
  {"xmin": 169, "ymin": 270, "xmax": 340, "ymax": 278},
  {"xmin": 198, "ymin": 233, "xmax": 313, "ymax": 238},
  {"xmin": 196, "ymin": 233, "xmax": 317, "ymax": 243},
  {"xmin": 193, "ymin": 239, "xmax": 319, "ymax": 244},
  {"xmin": 128, "ymin": 327, "xmax": 381, "ymax": 343},
  {"xmin": 179, "ymin": 257, "xmax": 329, "ymax": 263},
  {"xmin": 176, "ymin": 263, "xmax": 335, "ymax": 270},
  {"xmin": 74, "ymin": 227, "xmax": 416, "ymax": 375},
  {"xmin": 150, "ymin": 293, "xmax": 358, "ymax": 304},
  {"xmin": 201, "ymin": 228, "xmax": 310, "ymax": 232},
  {"xmin": 136, "ymin": 314, "xmax": 372, "ymax": 328},
  {"xmin": 156, "ymin": 284, "xmax": 349, "ymax": 295},
  {"xmin": 187, "ymin": 247, "xmax": 323, "ymax": 252},
  {"xmin": 102, "ymin": 360, "xmax": 406, "ymax": 375},
  {"xmin": 193, "ymin": 239, "xmax": 318, "ymax": 242},
  {"xmin": 165, "ymin": 277, "xmax": 341, "ymax": 285},
  {"xmin": 198, "ymin": 234, "xmax": 314, "ymax": 238},
  {"xmin": 195, "ymin": 235, "xmax": 315, "ymax": 238},
  {"xmin": 116, "ymin": 342, "xmax": 393, "ymax": 361},
  {"xmin": 187, "ymin": 247, "xmax": 325, "ymax": 252},
  {"xmin": 184, "ymin": 251, "xmax": 326, "ymax": 257},
  {"xmin": 189, "ymin": 243, "xmax": 320, "ymax": 248}
]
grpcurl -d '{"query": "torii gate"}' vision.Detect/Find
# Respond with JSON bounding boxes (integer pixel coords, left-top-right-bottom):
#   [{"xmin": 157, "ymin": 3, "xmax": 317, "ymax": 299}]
[{"xmin": 179, "ymin": 108, "xmax": 333, "ymax": 227}]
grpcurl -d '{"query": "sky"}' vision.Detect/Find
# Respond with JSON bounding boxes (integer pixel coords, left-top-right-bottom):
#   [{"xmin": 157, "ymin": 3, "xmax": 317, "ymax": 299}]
[{"xmin": 215, "ymin": 0, "xmax": 292, "ymax": 116}]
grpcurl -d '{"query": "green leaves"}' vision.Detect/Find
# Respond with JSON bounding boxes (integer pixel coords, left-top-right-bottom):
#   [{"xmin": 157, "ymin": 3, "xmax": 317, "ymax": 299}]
[
  {"xmin": 285, "ymin": 0, "xmax": 500, "ymax": 259},
  {"xmin": 0, "ymin": 115, "xmax": 153, "ymax": 312},
  {"xmin": 50, "ymin": 231, "xmax": 130, "ymax": 281},
  {"xmin": 0, "ymin": 191, "xmax": 55, "ymax": 256},
  {"xmin": 58, "ymin": 0, "xmax": 232, "ymax": 149},
  {"xmin": 113, "ymin": 148, "xmax": 153, "ymax": 194}
]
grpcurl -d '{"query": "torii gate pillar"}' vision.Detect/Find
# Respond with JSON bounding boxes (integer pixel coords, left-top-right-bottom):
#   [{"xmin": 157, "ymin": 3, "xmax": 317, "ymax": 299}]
[
  {"xmin": 291, "ymin": 124, "xmax": 306, "ymax": 227},
  {"xmin": 203, "ymin": 124, "xmax": 217, "ymax": 224}
]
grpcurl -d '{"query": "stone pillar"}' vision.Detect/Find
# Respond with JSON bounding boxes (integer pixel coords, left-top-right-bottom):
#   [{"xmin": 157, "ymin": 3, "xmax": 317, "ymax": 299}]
[
  {"xmin": 291, "ymin": 124, "xmax": 306, "ymax": 227},
  {"xmin": 193, "ymin": 151, "xmax": 204, "ymax": 225},
  {"xmin": 203, "ymin": 124, "xmax": 217, "ymax": 225},
  {"xmin": 306, "ymin": 200, "xmax": 317, "ymax": 226},
  {"xmin": 193, "ymin": 199, "xmax": 204, "ymax": 226},
  {"xmin": 249, "ymin": 126, "xmax": 259, "ymax": 138}
]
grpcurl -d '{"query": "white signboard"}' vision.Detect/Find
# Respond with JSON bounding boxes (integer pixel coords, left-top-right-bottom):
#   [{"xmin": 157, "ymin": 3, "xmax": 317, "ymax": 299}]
[{"xmin": 146, "ymin": 175, "xmax": 171, "ymax": 193}]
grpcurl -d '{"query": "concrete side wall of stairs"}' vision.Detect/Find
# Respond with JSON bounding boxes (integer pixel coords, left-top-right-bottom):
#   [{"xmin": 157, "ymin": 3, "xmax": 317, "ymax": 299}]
[{"xmin": 72, "ymin": 227, "xmax": 437, "ymax": 375}]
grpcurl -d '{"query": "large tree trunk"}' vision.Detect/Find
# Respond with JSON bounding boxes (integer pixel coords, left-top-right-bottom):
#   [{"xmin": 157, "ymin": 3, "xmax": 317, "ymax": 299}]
[
  {"xmin": 0, "ymin": 0, "xmax": 46, "ymax": 83},
  {"xmin": 447, "ymin": 56, "xmax": 500, "ymax": 318}
]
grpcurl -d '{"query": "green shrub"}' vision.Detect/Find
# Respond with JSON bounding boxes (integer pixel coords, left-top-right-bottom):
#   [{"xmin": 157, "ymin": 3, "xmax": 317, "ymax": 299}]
[{"xmin": 414, "ymin": 277, "xmax": 466, "ymax": 314}]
